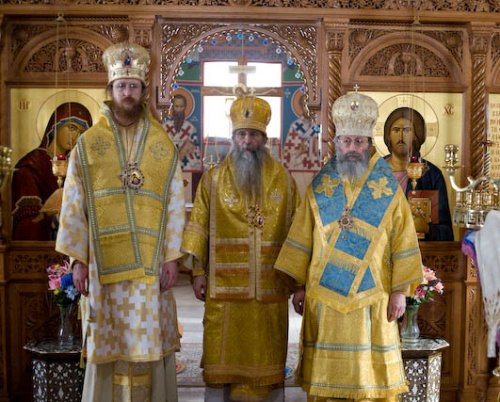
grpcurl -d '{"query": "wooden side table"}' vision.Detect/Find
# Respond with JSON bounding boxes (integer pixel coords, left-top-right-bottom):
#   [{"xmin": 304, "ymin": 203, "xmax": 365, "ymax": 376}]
[
  {"xmin": 24, "ymin": 339, "xmax": 84, "ymax": 402},
  {"xmin": 399, "ymin": 338, "xmax": 450, "ymax": 402}
]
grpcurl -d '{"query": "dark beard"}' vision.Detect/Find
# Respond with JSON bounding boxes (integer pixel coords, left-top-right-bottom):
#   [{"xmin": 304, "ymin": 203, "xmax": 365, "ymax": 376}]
[
  {"xmin": 335, "ymin": 147, "xmax": 371, "ymax": 181},
  {"xmin": 173, "ymin": 111, "xmax": 185, "ymax": 133},
  {"xmin": 111, "ymin": 98, "xmax": 143, "ymax": 124},
  {"xmin": 231, "ymin": 144, "xmax": 268, "ymax": 200}
]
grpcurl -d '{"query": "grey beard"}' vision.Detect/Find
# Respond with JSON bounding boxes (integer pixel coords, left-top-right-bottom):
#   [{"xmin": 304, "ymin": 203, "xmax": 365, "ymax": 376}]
[
  {"xmin": 231, "ymin": 145, "xmax": 268, "ymax": 200},
  {"xmin": 335, "ymin": 147, "xmax": 371, "ymax": 181}
]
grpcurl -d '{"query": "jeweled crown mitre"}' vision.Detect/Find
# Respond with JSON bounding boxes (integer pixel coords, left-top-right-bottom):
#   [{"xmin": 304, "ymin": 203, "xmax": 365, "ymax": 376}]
[
  {"xmin": 230, "ymin": 96, "xmax": 272, "ymax": 135},
  {"xmin": 102, "ymin": 42, "xmax": 150, "ymax": 84},
  {"xmin": 331, "ymin": 92, "xmax": 379, "ymax": 138}
]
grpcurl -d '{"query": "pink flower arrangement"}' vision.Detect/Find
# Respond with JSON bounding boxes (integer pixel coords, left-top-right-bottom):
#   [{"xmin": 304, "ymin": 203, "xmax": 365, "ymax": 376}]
[
  {"xmin": 47, "ymin": 260, "xmax": 79, "ymax": 306},
  {"xmin": 407, "ymin": 265, "xmax": 444, "ymax": 306}
]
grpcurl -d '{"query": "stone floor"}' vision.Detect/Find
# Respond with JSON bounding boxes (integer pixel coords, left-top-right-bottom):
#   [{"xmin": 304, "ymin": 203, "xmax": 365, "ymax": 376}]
[{"xmin": 172, "ymin": 272, "xmax": 307, "ymax": 401}]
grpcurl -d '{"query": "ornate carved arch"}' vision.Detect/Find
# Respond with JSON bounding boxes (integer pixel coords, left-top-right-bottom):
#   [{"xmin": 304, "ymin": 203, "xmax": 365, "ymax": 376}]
[
  {"xmin": 491, "ymin": 32, "xmax": 500, "ymax": 91},
  {"xmin": 347, "ymin": 30, "xmax": 465, "ymax": 92},
  {"xmin": 10, "ymin": 26, "xmax": 116, "ymax": 81},
  {"xmin": 157, "ymin": 20, "xmax": 320, "ymax": 108}
]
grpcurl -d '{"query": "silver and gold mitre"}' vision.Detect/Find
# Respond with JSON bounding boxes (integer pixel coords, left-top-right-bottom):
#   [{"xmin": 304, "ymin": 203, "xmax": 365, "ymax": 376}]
[
  {"xmin": 230, "ymin": 96, "xmax": 272, "ymax": 135},
  {"xmin": 102, "ymin": 42, "xmax": 150, "ymax": 84},
  {"xmin": 331, "ymin": 92, "xmax": 379, "ymax": 138}
]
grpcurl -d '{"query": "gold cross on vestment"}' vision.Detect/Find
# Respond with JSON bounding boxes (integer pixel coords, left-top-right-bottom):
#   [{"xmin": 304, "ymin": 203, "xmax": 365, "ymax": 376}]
[
  {"xmin": 315, "ymin": 175, "xmax": 340, "ymax": 198},
  {"xmin": 367, "ymin": 177, "xmax": 393, "ymax": 199},
  {"xmin": 224, "ymin": 193, "xmax": 239, "ymax": 208}
]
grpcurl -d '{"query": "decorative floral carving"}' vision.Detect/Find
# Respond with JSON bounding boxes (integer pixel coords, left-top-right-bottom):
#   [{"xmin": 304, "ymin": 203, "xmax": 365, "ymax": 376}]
[
  {"xmin": 11, "ymin": 252, "xmax": 63, "ymax": 275},
  {"xmin": 130, "ymin": 17, "xmax": 155, "ymax": 48},
  {"xmin": 1, "ymin": 0, "xmax": 498, "ymax": 10},
  {"xmin": 262, "ymin": 24, "xmax": 318, "ymax": 100},
  {"xmin": 228, "ymin": 0, "xmax": 252, "ymax": 5},
  {"xmin": 349, "ymin": 28, "xmax": 387, "ymax": 60},
  {"xmin": 23, "ymin": 40, "xmax": 104, "ymax": 73},
  {"xmin": 361, "ymin": 44, "xmax": 449, "ymax": 77},
  {"xmin": 89, "ymin": 24, "xmax": 129, "ymax": 43},
  {"xmin": 470, "ymin": 33, "xmax": 490, "ymax": 54},
  {"xmin": 422, "ymin": 254, "xmax": 460, "ymax": 275},
  {"xmin": 159, "ymin": 23, "xmax": 222, "ymax": 100},
  {"xmin": 25, "ymin": 293, "xmax": 51, "ymax": 338},
  {"xmin": 349, "ymin": 28, "xmax": 464, "ymax": 71},
  {"xmin": 327, "ymin": 30, "xmax": 345, "ymax": 52},
  {"xmin": 159, "ymin": 22, "xmax": 319, "ymax": 103},
  {"xmin": 491, "ymin": 33, "xmax": 500, "ymax": 67},
  {"xmin": 466, "ymin": 286, "xmax": 478, "ymax": 384},
  {"xmin": 423, "ymin": 30, "xmax": 464, "ymax": 66},
  {"xmin": 10, "ymin": 25, "xmax": 53, "ymax": 60}
]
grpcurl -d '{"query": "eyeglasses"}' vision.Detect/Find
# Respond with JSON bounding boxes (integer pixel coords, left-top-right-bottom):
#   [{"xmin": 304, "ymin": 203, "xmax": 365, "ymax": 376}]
[
  {"xmin": 335, "ymin": 137, "xmax": 370, "ymax": 147},
  {"xmin": 234, "ymin": 130, "xmax": 263, "ymax": 140},
  {"xmin": 113, "ymin": 82, "xmax": 141, "ymax": 92}
]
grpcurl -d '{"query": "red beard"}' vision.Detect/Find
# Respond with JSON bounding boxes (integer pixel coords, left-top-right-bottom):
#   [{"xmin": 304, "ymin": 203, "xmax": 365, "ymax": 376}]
[{"xmin": 112, "ymin": 97, "xmax": 143, "ymax": 123}]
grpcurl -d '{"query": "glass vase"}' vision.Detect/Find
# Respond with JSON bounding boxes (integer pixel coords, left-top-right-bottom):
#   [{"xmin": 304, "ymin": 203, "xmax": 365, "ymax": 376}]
[
  {"xmin": 400, "ymin": 304, "xmax": 420, "ymax": 344},
  {"xmin": 58, "ymin": 303, "xmax": 75, "ymax": 348}
]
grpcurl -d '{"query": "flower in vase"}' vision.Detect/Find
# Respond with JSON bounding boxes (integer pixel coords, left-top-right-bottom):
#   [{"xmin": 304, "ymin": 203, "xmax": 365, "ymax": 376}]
[
  {"xmin": 47, "ymin": 260, "xmax": 80, "ymax": 306},
  {"xmin": 407, "ymin": 265, "xmax": 444, "ymax": 306}
]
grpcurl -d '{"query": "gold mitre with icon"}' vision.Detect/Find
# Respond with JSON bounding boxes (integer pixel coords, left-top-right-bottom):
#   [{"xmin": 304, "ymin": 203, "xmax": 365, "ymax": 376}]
[
  {"xmin": 230, "ymin": 96, "xmax": 272, "ymax": 135},
  {"xmin": 331, "ymin": 92, "xmax": 379, "ymax": 138},
  {"xmin": 102, "ymin": 42, "xmax": 150, "ymax": 84}
]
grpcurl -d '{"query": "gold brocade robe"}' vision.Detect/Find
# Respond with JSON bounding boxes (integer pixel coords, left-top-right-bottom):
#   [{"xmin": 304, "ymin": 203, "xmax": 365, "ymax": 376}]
[
  {"xmin": 181, "ymin": 154, "xmax": 300, "ymax": 385},
  {"xmin": 56, "ymin": 104, "xmax": 185, "ymax": 368},
  {"xmin": 76, "ymin": 105, "xmax": 177, "ymax": 284},
  {"xmin": 274, "ymin": 154, "xmax": 424, "ymax": 400}
]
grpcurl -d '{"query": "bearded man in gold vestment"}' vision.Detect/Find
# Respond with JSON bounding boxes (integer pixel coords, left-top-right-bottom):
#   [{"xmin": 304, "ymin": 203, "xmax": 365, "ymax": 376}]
[
  {"xmin": 56, "ymin": 42, "xmax": 185, "ymax": 401},
  {"xmin": 274, "ymin": 92, "xmax": 424, "ymax": 402},
  {"xmin": 182, "ymin": 95, "xmax": 300, "ymax": 401}
]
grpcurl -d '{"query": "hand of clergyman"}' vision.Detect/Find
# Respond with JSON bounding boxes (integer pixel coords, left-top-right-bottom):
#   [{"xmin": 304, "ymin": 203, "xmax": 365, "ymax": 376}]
[
  {"xmin": 192, "ymin": 275, "xmax": 207, "ymax": 302},
  {"xmin": 292, "ymin": 288, "xmax": 305, "ymax": 316},
  {"xmin": 73, "ymin": 261, "xmax": 89, "ymax": 297},
  {"xmin": 160, "ymin": 260, "xmax": 179, "ymax": 292},
  {"xmin": 387, "ymin": 292, "xmax": 406, "ymax": 322}
]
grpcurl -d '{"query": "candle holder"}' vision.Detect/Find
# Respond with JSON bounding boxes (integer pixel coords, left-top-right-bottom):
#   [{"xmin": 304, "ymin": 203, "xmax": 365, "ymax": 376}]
[
  {"xmin": 0, "ymin": 146, "xmax": 12, "ymax": 188},
  {"xmin": 443, "ymin": 144, "xmax": 499, "ymax": 229},
  {"xmin": 407, "ymin": 160, "xmax": 427, "ymax": 193},
  {"xmin": 0, "ymin": 146, "xmax": 13, "ymax": 242},
  {"xmin": 51, "ymin": 155, "xmax": 69, "ymax": 188}
]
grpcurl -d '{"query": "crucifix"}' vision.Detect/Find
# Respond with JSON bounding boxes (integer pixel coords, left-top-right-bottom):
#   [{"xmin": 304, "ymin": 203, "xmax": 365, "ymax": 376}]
[
  {"xmin": 200, "ymin": 56, "xmax": 283, "ymax": 99},
  {"xmin": 200, "ymin": 53, "xmax": 284, "ymax": 164}
]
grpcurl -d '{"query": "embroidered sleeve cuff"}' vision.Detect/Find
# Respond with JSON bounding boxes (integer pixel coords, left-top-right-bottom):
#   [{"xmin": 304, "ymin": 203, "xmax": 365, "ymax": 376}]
[
  {"xmin": 392, "ymin": 284, "xmax": 410, "ymax": 296},
  {"xmin": 192, "ymin": 268, "xmax": 206, "ymax": 277},
  {"xmin": 164, "ymin": 251, "xmax": 184, "ymax": 263}
]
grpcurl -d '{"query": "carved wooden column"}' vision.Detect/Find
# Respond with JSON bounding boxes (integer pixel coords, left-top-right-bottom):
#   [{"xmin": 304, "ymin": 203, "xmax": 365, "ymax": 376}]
[
  {"xmin": 463, "ymin": 25, "xmax": 495, "ymax": 402},
  {"xmin": 462, "ymin": 256, "xmax": 495, "ymax": 402},
  {"xmin": 468, "ymin": 23, "xmax": 494, "ymax": 180},
  {"xmin": 324, "ymin": 19, "xmax": 347, "ymax": 159},
  {"xmin": 130, "ymin": 17, "xmax": 155, "ymax": 112},
  {"xmin": 129, "ymin": 16, "xmax": 154, "ymax": 50},
  {"xmin": 0, "ymin": 14, "xmax": 9, "ymax": 402},
  {"xmin": 0, "ymin": 245, "xmax": 8, "ymax": 402}
]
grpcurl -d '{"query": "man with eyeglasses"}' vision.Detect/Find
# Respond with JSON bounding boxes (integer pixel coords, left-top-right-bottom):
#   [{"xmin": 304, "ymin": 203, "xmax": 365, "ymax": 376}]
[
  {"xmin": 275, "ymin": 92, "xmax": 424, "ymax": 402},
  {"xmin": 56, "ymin": 42, "xmax": 184, "ymax": 401},
  {"xmin": 182, "ymin": 95, "xmax": 300, "ymax": 401}
]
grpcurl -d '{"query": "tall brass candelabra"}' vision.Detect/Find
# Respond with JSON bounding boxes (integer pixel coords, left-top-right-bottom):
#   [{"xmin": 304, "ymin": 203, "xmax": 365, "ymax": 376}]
[{"xmin": 443, "ymin": 144, "xmax": 499, "ymax": 229}]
